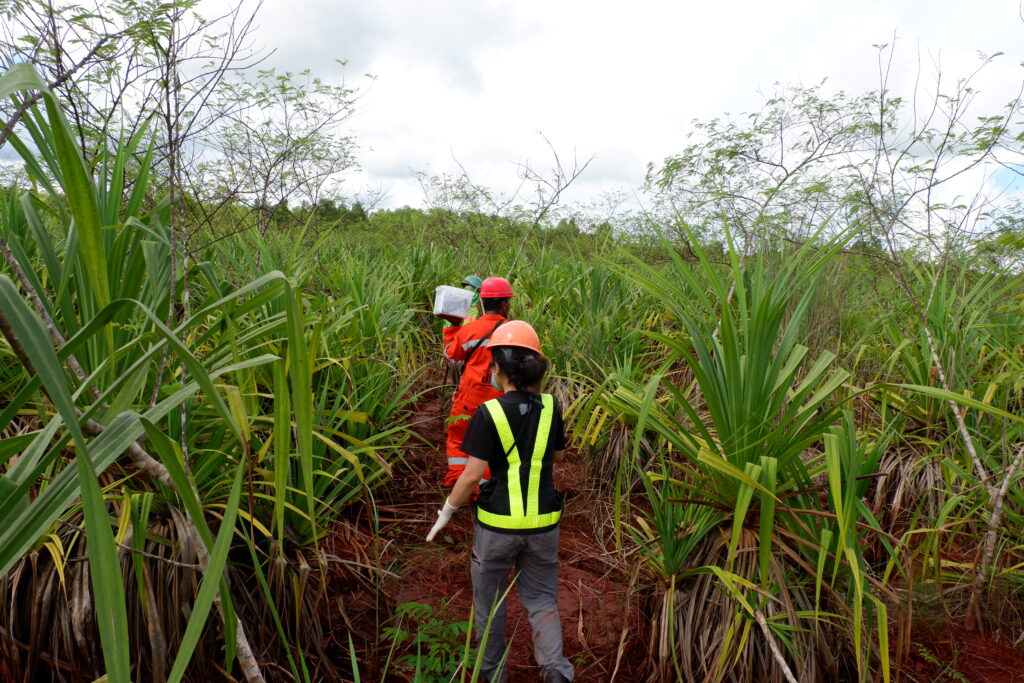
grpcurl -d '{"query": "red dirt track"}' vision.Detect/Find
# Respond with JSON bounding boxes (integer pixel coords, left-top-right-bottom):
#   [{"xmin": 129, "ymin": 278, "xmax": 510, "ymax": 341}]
[{"xmin": 378, "ymin": 382, "xmax": 644, "ymax": 682}]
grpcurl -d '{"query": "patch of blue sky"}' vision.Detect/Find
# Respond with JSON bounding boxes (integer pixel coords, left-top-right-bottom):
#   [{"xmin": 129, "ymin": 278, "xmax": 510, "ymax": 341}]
[{"xmin": 991, "ymin": 165, "xmax": 1024, "ymax": 193}]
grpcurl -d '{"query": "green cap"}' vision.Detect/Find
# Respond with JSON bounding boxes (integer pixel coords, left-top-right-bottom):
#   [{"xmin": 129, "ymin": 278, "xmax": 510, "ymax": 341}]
[{"xmin": 461, "ymin": 275, "xmax": 483, "ymax": 290}]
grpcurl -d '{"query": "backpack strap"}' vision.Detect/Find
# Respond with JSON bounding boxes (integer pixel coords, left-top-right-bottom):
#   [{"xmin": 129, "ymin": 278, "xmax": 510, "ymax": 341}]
[{"xmin": 463, "ymin": 319, "xmax": 504, "ymax": 369}]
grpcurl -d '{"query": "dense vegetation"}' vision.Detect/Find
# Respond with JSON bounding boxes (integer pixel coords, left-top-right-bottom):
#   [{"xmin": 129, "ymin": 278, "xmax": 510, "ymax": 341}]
[{"xmin": 2, "ymin": 2, "xmax": 1024, "ymax": 682}]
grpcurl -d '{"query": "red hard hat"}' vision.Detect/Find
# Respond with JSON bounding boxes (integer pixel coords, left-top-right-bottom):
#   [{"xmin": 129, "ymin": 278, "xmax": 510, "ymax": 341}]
[
  {"xmin": 490, "ymin": 320, "xmax": 541, "ymax": 354},
  {"xmin": 479, "ymin": 276, "xmax": 515, "ymax": 298}
]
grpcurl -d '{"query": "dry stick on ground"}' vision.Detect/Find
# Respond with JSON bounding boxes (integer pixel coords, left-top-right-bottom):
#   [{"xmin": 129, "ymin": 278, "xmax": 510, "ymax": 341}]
[
  {"xmin": 753, "ymin": 607, "xmax": 799, "ymax": 683},
  {"xmin": 861, "ymin": 42, "xmax": 1019, "ymax": 503},
  {"xmin": 885, "ymin": 258, "xmax": 1021, "ymax": 628},
  {"xmin": 886, "ymin": 262, "xmax": 1009, "ymax": 629},
  {"xmin": 863, "ymin": 108, "xmax": 1024, "ymax": 614},
  {"xmin": 918, "ymin": 276, "xmax": 995, "ymax": 500},
  {"xmin": 0, "ymin": 282, "xmax": 266, "ymax": 683}
]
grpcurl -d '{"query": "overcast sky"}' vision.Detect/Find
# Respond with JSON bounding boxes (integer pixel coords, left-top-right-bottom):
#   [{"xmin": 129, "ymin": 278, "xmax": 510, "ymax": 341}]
[
  {"xmin": 0, "ymin": 1, "xmax": 994, "ymax": 215},
  {"xmin": 232, "ymin": 0, "xmax": 1024, "ymax": 212}
]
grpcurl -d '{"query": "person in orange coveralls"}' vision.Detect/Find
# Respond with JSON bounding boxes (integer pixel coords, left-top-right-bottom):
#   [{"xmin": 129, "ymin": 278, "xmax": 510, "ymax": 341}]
[{"xmin": 437, "ymin": 276, "xmax": 514, "ymax": 489}]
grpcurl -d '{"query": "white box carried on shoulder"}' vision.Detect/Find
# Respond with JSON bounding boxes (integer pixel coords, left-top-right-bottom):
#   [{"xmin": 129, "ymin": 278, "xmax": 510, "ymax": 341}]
[{"xmin": 434, "ymin": 285, "xmax": 473, "ymax": 319}]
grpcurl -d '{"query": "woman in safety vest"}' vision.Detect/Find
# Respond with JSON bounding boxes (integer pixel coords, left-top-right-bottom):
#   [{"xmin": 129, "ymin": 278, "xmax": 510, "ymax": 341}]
[{"xmin": 426, "ymin": 321, "xmax": 574, "ymax": 683}]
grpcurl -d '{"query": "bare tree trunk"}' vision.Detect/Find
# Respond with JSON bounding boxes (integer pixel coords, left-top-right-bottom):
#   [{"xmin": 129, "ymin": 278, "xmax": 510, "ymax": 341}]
[
  {"xmin": 149, "ymin": 18, "xmax": 179, "ymax": 407},
  {"xmin": 967, "ymin": 442, "xmax": 1024, "ymax": 628},
  {"xmin": 149, "ymin": 8, "xmax": 263, "ymax": 681},
  {"xmin": 919, "ymin": 321, "xmax": 995, "ymax": 499}
]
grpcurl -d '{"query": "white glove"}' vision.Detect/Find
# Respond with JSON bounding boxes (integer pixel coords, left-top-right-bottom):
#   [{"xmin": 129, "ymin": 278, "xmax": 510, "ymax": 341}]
[{"xmin": 426, "ymin": 498, "xmax": 460, "ymax": 542}]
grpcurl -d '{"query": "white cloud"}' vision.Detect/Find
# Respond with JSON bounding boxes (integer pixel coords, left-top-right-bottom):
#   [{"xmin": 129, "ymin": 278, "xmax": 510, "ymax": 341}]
[{"xmin": 216, "ymin": 0, "xmax": 1024, "ymax": 211}]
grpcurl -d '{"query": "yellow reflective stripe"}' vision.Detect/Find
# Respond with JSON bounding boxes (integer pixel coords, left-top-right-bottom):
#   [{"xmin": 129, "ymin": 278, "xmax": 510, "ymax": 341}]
[
  {"xmin": 483, "ymin": 399, "xmax": 523, "ymax": 519},
  {"xmin": 526, "ymin": 394, "xmax": 553, "ymax": 517},
  {"xmin": 480, "ymin": 395, "xmax": 557, "ymax": 530},
  {"xmin": 476, "ymin": 508, "xmax": 561, "ymax": 529}
]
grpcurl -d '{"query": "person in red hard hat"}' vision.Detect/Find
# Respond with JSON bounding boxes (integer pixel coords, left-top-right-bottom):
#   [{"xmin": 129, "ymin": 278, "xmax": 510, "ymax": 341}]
[{"xmin": 437, "ymin": 276, "xmax": 515, "ymax": 490}]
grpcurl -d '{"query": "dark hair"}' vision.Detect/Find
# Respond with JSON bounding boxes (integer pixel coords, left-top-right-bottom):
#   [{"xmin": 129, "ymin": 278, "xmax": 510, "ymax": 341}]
[
  {"xmin": 491, "ymin": 345, "xmax": 548, "ymax": 391},
  {"xmin": 481, "ymin": 296, "xmax": 510, "ymax": 313}
]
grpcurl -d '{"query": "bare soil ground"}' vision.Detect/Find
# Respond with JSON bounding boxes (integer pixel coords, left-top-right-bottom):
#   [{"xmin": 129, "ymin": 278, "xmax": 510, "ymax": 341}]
[{"xmin": 904, "ymin": 623, "xmax": 1024, "ymax": 683}]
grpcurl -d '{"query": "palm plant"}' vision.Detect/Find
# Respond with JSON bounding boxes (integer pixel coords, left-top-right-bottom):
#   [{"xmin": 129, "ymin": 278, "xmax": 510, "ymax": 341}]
[
  {"xmin": 0, "ymin": 64, "xmax": 409, "ymax": 682},
  {"xmin": 600, "ymin": 227, "xmax": 894, "ymax": 682}
]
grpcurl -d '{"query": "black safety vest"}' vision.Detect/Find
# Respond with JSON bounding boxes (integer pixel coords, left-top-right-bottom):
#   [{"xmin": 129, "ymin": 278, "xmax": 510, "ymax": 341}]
[{"xmin": 476, "ymin": 394, "xmax": 562, "ymax": 531}]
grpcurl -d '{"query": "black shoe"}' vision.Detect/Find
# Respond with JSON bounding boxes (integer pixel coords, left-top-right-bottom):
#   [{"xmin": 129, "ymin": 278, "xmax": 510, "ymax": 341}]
[{"xmin": 542, "ymin": 673, "xmax": 571, "ymax": 683}]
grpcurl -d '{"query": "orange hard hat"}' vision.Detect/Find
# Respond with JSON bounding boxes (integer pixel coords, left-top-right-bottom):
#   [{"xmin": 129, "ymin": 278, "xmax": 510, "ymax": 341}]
[
  {"xmin": 480, "ymin": 276, "xmax": 515, "ymax": 298},
  {"xmin": 490, "ymin": 320, "xmax": 541, "ymax": 354}
]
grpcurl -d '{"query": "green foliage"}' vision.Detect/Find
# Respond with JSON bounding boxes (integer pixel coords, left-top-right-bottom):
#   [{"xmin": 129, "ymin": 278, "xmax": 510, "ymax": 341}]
[
  {"xmin": 381, "ymin": 601, "xmax": 477, "ymax": 682},
  {"xmin": 4, "ymin": 39, "xmax": 1024, "ymax": 683},
  {"xmin": 0, "ymin": 63, "xmax": 411, "ymax": 681},
  {"xmin": 600, "ymin": 226, "xmax": 895, "ymax": 681},
  {"xmin": 194, "ymin": 66, "xmax": 365, "ymax": 236},
  {"xmin": 646, "ymin": 50, "xmax": 1024, "ymax": 254},
  {"xmin": 648, "ymin": 80, "xmax": 877, "ymax": 243}
]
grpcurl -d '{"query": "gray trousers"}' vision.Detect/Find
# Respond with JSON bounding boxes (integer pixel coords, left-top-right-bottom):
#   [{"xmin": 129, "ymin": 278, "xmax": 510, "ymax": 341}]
[{"xmin": 470, "ymin": 524, "xmax": 574, "ymax": 682}]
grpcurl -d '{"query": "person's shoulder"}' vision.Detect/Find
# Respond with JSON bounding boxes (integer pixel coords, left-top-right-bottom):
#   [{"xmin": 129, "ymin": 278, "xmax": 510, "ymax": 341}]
[
  {"xmin": 467, "ymin": 400, "xmax": 498, "ymax": 437},
  {"xmin": 475, "ymin": 398, "xmax": 501, "ymax": 420},
  {"xmin": 539, "ymin": 393, "xmax": 560, "ymax": 408},
  {"xmin": 460, "ymin": 316, "xmax": 491, "ymax": 332}
]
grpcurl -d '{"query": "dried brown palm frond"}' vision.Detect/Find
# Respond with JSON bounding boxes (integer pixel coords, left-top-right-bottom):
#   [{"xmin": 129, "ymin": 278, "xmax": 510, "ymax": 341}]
[
  {"xmin": 317, "ymin": 519, "xmax": 410, "ymax": 678},
  {"xmin": 0, "ymin": 410, "xmax": 38, "ymax": 440},
  {"xmin": 643, "ymin": 528, "xmax": 858, "ymax": 683},
  {"xmin": 577, "ymin": 419, "xmax": 658, "ymax": 490},
  {"xmin": 229, "ymin": 543, "xmax": 337, "ymax": 682},
  {"xmin": 0, "ymin": 507, "xmax": 227, "ymax": 682},
  {"xmin": 0, "ymin": 505, "xmax": 342, "ymax": 683},
  {"xmin": 605, "ymin": 232, "xmax": 897, "ymax": 683},
  {"xmin": 871, "ymin": 441, "xmax": 946, "ymax": 531},
  {"xmin": 547, "ymin": 375, "xmax": 579, "ymax": 414}
]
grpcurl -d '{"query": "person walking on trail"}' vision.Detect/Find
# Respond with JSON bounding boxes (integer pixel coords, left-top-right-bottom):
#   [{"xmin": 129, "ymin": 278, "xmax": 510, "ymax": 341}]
[
  {"xmin": 437, "ymin": 276, "xmax": 515, "ymax": 490},
  {"xmin": 426, "ymin": 321, "xmax": 574, "ymax": 683}
]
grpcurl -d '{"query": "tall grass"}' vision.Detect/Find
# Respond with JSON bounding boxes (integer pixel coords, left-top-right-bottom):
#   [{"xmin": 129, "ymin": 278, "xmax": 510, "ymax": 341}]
[
  {"xmin": 3, "ymin": 59, "xmax": 1024, "ymax": 681},
  {"xmin": 0, "ymin": 64, "xmax": 417, "ymax": 681}
]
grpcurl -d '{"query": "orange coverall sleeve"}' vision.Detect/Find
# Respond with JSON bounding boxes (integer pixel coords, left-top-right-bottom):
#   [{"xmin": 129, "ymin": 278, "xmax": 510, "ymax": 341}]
[{"xmin": 443, "ymin": 324, "xmax": 466, "ymax": 360}]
